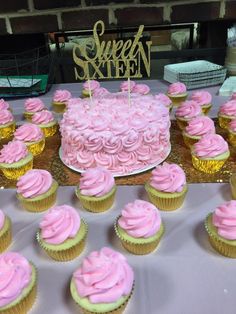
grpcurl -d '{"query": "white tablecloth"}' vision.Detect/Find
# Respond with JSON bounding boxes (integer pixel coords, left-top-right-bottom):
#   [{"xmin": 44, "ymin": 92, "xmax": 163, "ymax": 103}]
[{"xmin": 0, "ymin": 183, "xmax": 235, "ymax": 314}]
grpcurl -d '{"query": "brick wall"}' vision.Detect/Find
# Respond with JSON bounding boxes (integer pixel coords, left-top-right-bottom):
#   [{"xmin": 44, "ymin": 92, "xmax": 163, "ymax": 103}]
[{"xmin": 0, "ymin": 0, "xmax": 235, "ymax": 35}]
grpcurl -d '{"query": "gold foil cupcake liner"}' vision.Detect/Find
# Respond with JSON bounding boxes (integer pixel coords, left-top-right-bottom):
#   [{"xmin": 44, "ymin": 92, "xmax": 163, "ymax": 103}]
[
  {"xmin": 182, "ymin": 133, "xmax": 199, "ymax": 148},
  {"xmin": 0, "ymin": 158, "xmax": 33, "ymax": 180},
  {"xmin": 24, "ymin": 112, "xmax": 34, "ymax": 121},
  {"xmin": 0, "ymin": 122, "xmax": 16, "ymax": 140},
  {"xmin": 228, "ymin": 132, "xmax": 236, "ymax": 147},
  {"xmin": 191, "ymin": 155, "xmax": 227, "ymax": 174},
  {"xmin": 230, "ymin": 173, "xmax": 236, "ymax": 199},
  {"xmin": 201, "ymin": 104, "xmax": 212, "ymax": 115},
  {"xmin": 0, "ymin": 217, "xmax": 12, "ymax": 253},
  {"xmin": 76, "ymin": 187, "xmax": 116, "ymax": 213},
  {"xmin": 26, "ymin": 137, "xmax": 45, "ymax": 156},
  {"xmin": 218, "ymin": 115, "xmax": 233, "ymax": 129},
  {"xmin": 36, "ymin": 220, "xmax": 88, "ymax": 261},
  {"xmin": 40, "ymin": 123, "xmax": 58, "ymax": 137},
  {"xmin": 52, "ymin": 102, "xmax": 66, "ymax": 113},
  {"xmin": 176, "ymin": 119, "xmax": 189, "ymax": 130},
  {"xmin": 167, "ymin": 94, "xmax": 187, "ymax": 106}
]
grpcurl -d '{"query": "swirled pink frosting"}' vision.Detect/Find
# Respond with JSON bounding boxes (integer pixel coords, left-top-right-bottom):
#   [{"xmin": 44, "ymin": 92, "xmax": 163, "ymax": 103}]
[
  {"xmin": 40, "ymin": 205, "xmax": 81, "ymax": 244},
  {"xmin": 93, "ymin": 87, "xmax": 110, "ymax": 97},
  {"xmin": 219, "ymin": 100, "xmax": 236, "ymax": 116},
  {"xmin": 79, "ymin": 167, "xmax": 115, "ymax": 197},
  {"xmin": 53, "ymin": 90, "xmax": 71, "ymax": 102},
  {"xmin": 73, "ymin": 247, "xmax": 134, "ymax": 303},
  {"xmin": 16, "ymin": 169, "xmax": 53, "ymax": 198},
  {"xmin": 118, "ymin": 200, "xmax": 161, "ymax": 238},
  {"xmin": 24, "ymin": 98, "xmax": 45, "ymax": 112},
  {"xmin": 120, "ymin": 80, "xmax": 136, "ymax": 92},
  {"xmin": 0, "ymin": 99, "xmax": 10, "ymax": 110},
  {"xmin": 193, "ymin": 134, "xmax": 229, "ymax": 158},
  {"xmin": 0, "ymin": 140, "xmax": 28, "ymax": 164},
  {"xmin": 167, "ymin": 82, "xmax": 187, "ymax": 95},
  {"xmin": 154, "ymin": 93, "xmax": 172, "ymax": 107},
  {"xmin": 175, "ymin": 101, "xmax": 202, "ymax": 119},
  {"xmin": 132, "ymin": 84, "xmax": 150, "ymax": 95},
  {"xmin": 190, "ymin": 90, "xmax": 212, "ymax": 106},
  {"xmin": 212, "ymin": 200, "xmax": 236, "ymax": 240},
  {"xmin": 185, "ymin": 116, "xmax": 215, "ymax": 136},
  {"xmin": 83, "ymin": 80, "xmax": 100, "ymax": 91},
  {"xmin": 150, "ymin": 162, "xmax": 186, "ymax": 193},
  {"xmin": 229, "ymin": 119, "xmax": 236, "ymax": 132},
  {"xmin": 0, "ymin": 110, "xmax": 14, "ymax": 125},
  {"xmin": 14, "ymin": 123, "xmax": 43, "ymax": 142},
  {"xmin": 0, "ymin": 209, "xmax": 5, "ymax": 230},
  {"xmin": 32, "ymin": 110, "xmax": 54, "ymax": 125},
  {"xmin": 231, "ymin": 93, "xmax": 236, "ymax": 100},
  {"xmin": 0, "ymin": 252, "xmax": 32, "ymax": 307}
]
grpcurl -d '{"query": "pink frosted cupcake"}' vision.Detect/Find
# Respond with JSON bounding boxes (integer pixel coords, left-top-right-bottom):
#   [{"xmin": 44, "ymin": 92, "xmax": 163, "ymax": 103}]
[
  {"xmin": 167, "ymin": 82, "xmax": 187, "ymax": 106},
  {"xmin": 228, "ymin": 119, "xmax": 236, "ymax": 146},
  {"xmin": 0, "ymin": 99, "xmax": 10, "ymax": 111},
  {"xmin": 14, "ymin": 123, "xmax": 45, "ymax": 156},
  {"xmin": 0, "ymin": 209, "xmax": 12, "ymax": 253},
  {"xmin": 145, "ymin": 162, "xmax": 187, "ymax": 211},
  {"xmin": 0, "ymin": 109, "xmax": 15, "ymax": 141},
  {"xmin": 37, "ymin": 204, "xmax": 87, "ymax": 261},
  {"xmin": 154, "ymin": 93, "xmax": 172, "ymax": 111},
  {"xmin": 190, "ymin": 90, "xmax": 212, "ymax": 115},
  {"xmin": 82, "ymin": 80, "xmax": 100, "ymax": 98},
  {"xmin": 32, "ymin": 110, "xmax": 57, "ymax": 137},
  {"xmin": 92, "ymin": 87, "xmax": 110, "ymax": 98},
  {"xmin": 70, "ymin": 247, "xmax": 134, "ymax": 314},
  {"xmin": 218, "ymin": 100, "xmax": 236, "ymax": 129},
  {"xmin": 24, "ymin": 98, "xmax": 45, "ymax": 121},
  {"xmin": 16, "ymin": 169, "xmax": 58, "ymax": 212},
  {"xmin": 52, "ymin": 89, "xmax": 72, "ymax": 113},
  {"xmin": 132, "ymin": 83, "xmax": 150, "ymax": 95},
  {"xmin": 175, "ymin": 100, "xmax": 202, "ymax": 130},
  {"xmin": 191, "ymin": 134, "xmax": 230, "ymax": 174},
  {"xmin": 0, "ymin": 140, "xmax": 33, "ymax": 180},
  {"xmin": 120, "ymin": 80, "xmax": 136, "ymax": 92},
  {"xmin": 76, "ymin": 167, "xmax": 116, "ymax": 213},
  {"xmin": 182, "ymin": 116, "xmax": 215, "ymax": 148},
  {"xmin": 115, "ymin": 200, "xmax": 164, "ymax": 254}
]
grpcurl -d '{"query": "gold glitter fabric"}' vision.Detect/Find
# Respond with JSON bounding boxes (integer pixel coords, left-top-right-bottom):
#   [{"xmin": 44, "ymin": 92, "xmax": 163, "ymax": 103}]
[{"xmin": 0, "ymin": 119, "xmax": 234, "ymax": 188}]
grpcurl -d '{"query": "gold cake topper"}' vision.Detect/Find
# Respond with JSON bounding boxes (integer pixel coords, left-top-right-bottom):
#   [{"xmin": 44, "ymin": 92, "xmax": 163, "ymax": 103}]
[{"xmin": 73, "ymin": 20, "xmax": 152, "ymax": 80}]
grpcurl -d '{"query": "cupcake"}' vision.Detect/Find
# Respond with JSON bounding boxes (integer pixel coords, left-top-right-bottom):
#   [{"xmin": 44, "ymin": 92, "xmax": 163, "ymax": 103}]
[
  {"xmin": 16, "ymin": 169, "xmax": 58, "ymax": 212},
  {"xmin": 82, "ymin": 80, "xmax": 100, "ymax": 98},
  {"xmin": 37, "ymin": 205, "xmax": 87, "ymax": 261},
  {"xmin": 0, "ymin": 98, "xmax": 10, "ymax": 111},
  {"xmin": 145, "ymin": 162, "xmax": 187, "ymax": 211},
  {"xmin": 0, "ymin": 140, "xmax": 33, "ymax": 180},
  {"xmin": 182, "ymin": 116, "xmax": 215, "ymax": 148},
  {"xmin": 190, "ymin": 90, "xmax": 212, "ymax": 115},
  {"xmin": 175, "ymin": 100, "xmax": 202, "ymax": 130},
  {"xmin": 75, "ymin": 167, "xmax": 116, "ymax": 213},
  {"xmin": 191, "ymin": 134, "xmax": 230, "ymax": 174},
  {"xmin": 218, "ymin": 100, "xmax": 236, "ymax": 129},
  {"xmin": 0, "ymin": 252, "xmax": 37, "ymax": 313},
  {"xmin": 70, "ymin": 247, "xmax": 134, "ymax": 314},
  {"xmin": 24, "ymin": 98, "xmax": 45, "ymax": 121},
  {"xmin": 120, "ymin": 80, "xmax": 136, "ymax": 92},
  {"xmin": 32, "ymin": 110, "xmax": 57, "ymax": 137},
  {"xmin": 132, "ymin": 83, "xmax": 150, "ymax": 95},
  {"xmin": 115, "ymin": 200, "xmax": 164, "ymax": 255},
  {"xmin": 167, "ymin": 82, "xmax": 187, "ymax": 106},
  {"xmin": 0, "ymin": 209, "xmax": 12, "ymax": 252},
  {"xmin": 14, "ymin": 123, "xmax": 45, "ymax": 156},
  {"xmin": 154, "ymin": 93, "xmax": 172, "ymax": 111},
  {"xmin": 92, "ymin": 87, "xmax": 110, "ymax": 98},
  {"xmin": 205, "ymin": 201, "xmax": 236, "ymax": 258},
  {"xmin": 52, "ymin": 89, "xmax": 71, "ymax": 113},
  {"xmin": 0, "ymin": 109, "xmax": 15, "ymax": 141},
  {"xmin": 228, "ymin": 119, "xmax": 236, "ymax": 147}
]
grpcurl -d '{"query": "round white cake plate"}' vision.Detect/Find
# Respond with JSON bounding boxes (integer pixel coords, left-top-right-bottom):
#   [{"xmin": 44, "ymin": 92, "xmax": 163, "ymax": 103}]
[{"xmin": 59, "ymin": 146, "xmax": 171, "ymax": 178}]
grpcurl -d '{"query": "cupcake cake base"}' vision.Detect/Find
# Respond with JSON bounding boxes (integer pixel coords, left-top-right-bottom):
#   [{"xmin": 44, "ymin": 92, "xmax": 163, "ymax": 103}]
[
  {"xmin": 0, "ymin": 153, "xmax": 33, "ymax": 180},
  {"xmin": 0, "ymin": 122, "xmax": 16, "ymax": 140}
]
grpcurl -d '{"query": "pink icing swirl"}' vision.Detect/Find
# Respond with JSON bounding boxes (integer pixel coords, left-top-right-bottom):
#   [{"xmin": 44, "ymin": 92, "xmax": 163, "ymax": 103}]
[
  {"xmin": 24, "ymin": 98, "xmax": 45, "ymax": 112},
  {"xmin": 190, "ymin": 90, "xmax": 212, "ymax": 106},
  {"xmin": 193, "ymin": 134, "xmax": 229, "ymax": 158},
  {"xmin": 53, "ymin": 90, "xmax": 71, "ymax": 102},
  {"xmin": 40, "ymin": 205, "xmax": 81, "ymax": 244},
  {"xmin": 118, "ymin": 200, "xmax": 161, "ymax": 238},
  {"xmin": 212, "ymin": 200, "xmax": 236, "ymax": 240},
  {"xmin": 0, "ymin": 99, "xmax": 10, "ymax": 110},
  {"xmin": 150, "ymin": 162, "xmax": 186, "ymax": 193},
  {"xmin": 93, "ymin": 87, "xmax": 110, "ymax": 97},
  {"xmin": 175, "ymin": 100, "xmax": 202, "ymax": 119},
  {"xmin": 79, "ymin": 167, "xmax": 115, "ymax": 197},
  {"xmin": 0, "ymin": 252, "xmax": 32, "ymax": 307},
  {"xmin": 16, "ymin": 169, "xmax": 53, "ymax": 198},
  {"xmin": 32, "ymin": 110, "xmax": 54, "ymax": 125},
  {"xmin": 185, "ymin": 116, "xmax": 215, "ymax": 136},
  {"xmin": 14, "ymin": 123, "xmax": 43, "ymax": 142},
  {"xmin": 0, "ymin": 209, "xmax": 5, "ymax": 230},
  {"xmin": 229, "ymin": 119, "xmax": 236, "ymax": 132},
  {"xmin": 73, "ymin": 247, "xmax": 134, "ymax": 303},
  {"xmin": 120, "ymin": 80, "xmax": 136, "ymax": 92},
  {"xmin": 83, "ymin": 80, "xmax": 100, "ymax": 91},
  {"xmin": 0, "ymin": 140, "xmax": 28, "ymax": 164},
  {"xmin": 154, "ymin": 93, "xmax": 172, "ymax": 107},
  {"xmin": 132, "ymin": 84, "xmax": 150, "ymax": 95},
  {"xmin": 167, "ymin": 82, "xmax": 186, "ymax": 95},
  {"xmin": 0, "ymin": 110, "xmax": 14, "ymax": 125},
  {"xmin": 219, "ymin": 100, "xmax": 236, "ymax": 116}
]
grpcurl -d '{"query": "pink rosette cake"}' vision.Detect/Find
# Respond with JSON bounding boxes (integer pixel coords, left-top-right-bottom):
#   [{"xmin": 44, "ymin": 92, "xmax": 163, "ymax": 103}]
[
  {"xmin": 16, "ymin": 169, "xmax": 58, "ymax": 212},
  {"xmin": 0, "ymin": 140, "xmax": 33, "ymax": 179},
  {"xmin": 190, "ymin": 90, "xmax": 212, "ymax": 114},
  {"xmin": 154, "ymin": 93, "xmax": 172, "ymax": 111},
  {"xmin": 145, "ymin": 162, "xmax": 187, "ymax": 210},
  {"xmin": 32, "ymin": 110, "xmax": 57, "ymax": 137},
  {"xmin": 120, "ymin": 80, "xmax": 136, "ymax": 92},
  {"xmin": 82, "ymin": 80, "xmax": 100, "ymax": 97},
  {"xmin": 0, "ymin": 99, "xmax": 10, "ymax": 111},
  {"xmin": 0, "ymin": 109, "xmax": 15, "ymax": 140},
  {"xmin": 205, "ymin": 200, "xmax": 236, "ymax": 257},
  {"xmin": 191, "ymin": 134, "xmax": 230, "ymax": 173},
  {"xmin": 175, "ymin": 100, "xmax": 202, "ymax": 130},
  {"xmin": 37, "ymin": 204, "xmax": 87, "ymax": 261},
  {"xmin": 132, "ymin": 83, "xmax": 150, "ymax": 95},
  {"xmin": 70, "ymin": 247, "xmax": 134, "ymax": 314},
  {"xmin": 167, "ymin": 82, "xmax": 187, "ymax": 106},
  {"xmin": 115, "ymin": 199, "xmax": 164, "ymax": 254},
  {"xmin": 24, "ymin": 98, "xmax": 45, "ymax": 121},
  {"xmin": 52, "ymin": 89, "xmax": 72, "ymax": 113},
  {"xmin": 0, "ymin": 209, "xmax": 12, "ymax": 253},
  {"xmin": 182, "ymin": 116, "xmax": 215, "ymax": 147},
  {"xmin": 76, "ymin": 167, "xmax": 116, "ymax": 213},
  {"xmin": 0, "ymin": 252, "xmax": 37, "ymax": 313},
  {"xmin": 218, "ymin": 100, "xmax": 236, "ymax": 129}
]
